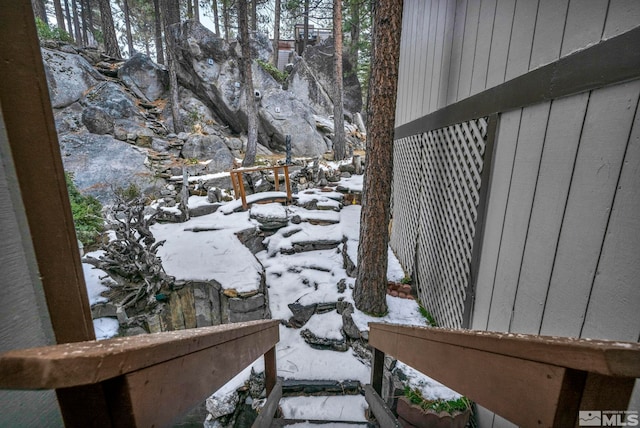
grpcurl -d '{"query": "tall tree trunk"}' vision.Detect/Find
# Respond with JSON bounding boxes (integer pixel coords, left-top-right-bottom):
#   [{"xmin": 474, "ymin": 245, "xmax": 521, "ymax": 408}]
[
  {"xmin": 272, "ymin": 0, "xmax": 281, "ymax": 67},
  {"xmin": 153, "ymin": 0, "xmax": 164, "ymax": 64},
  {"xmin": 349, "ymin": 0, "xmax": 360, "ymax": 67},
  {"xmin": 212, "ymin": 0, "xmax": 220, "ymax": 36},
  {"xmin": 64, "ymin": 0, "xmax": 74, "ymax": 41},
  {"xmin": 251, "ymin": 0, "xmax": 257, "ymax": 31},
  {"xmin": 123, "ymin": 0, "xmax": 135, "ymax": 56},
  {"xmin": 162, "ymin": 0, "xmax": 183, "ymax": 133},
  {"xmin": 71, "ymin": 0, "xmax": 83, "ymax": 45},
  {"xmin": 80, "ymin": 0, "xmax": 89, "ymax": 45},
  {"xmin": 187, "ymin": 0, "xmax": 193, "ymax": 19},
  {"xmin": 98, "ymin": 0, "xmax": 121, "ymax": 57},
  {"xmin": 193, "ymin": 0, "xmax": 200, "ymax": 22},
  {"xmin": 332, "ymin": 0, "xmax": 346, "ymax": 160},
  {"xmin": 32, "ymin": 0, "xmax": 48, "ymax": 25},
  {"xmin": 85, "ymin": 0, "xmax": 95, "ymax": 36},
  {"xmin": 53, "ymin": 0, "xmax": 67, "ymax": 32},
  {"xmin": 302, "ymin": 0, "xmax": 309, "ymax": 52},
  {"xmin": 238, "ymin": 0, "xmax": 258, "ymax": 167},
  {"xmin": 223, "ymin": 0, "xmax": 230, "ymax": 41},
  {"xmin": 353, "ymin": 0, "xmax": 403, "ymax": 316}
]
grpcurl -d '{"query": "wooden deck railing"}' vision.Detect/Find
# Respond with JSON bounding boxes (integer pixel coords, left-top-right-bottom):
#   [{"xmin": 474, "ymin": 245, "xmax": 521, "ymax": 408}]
[
  {"xmin": 230, "ymin": 165, "xmax": 293, "ymax": 210},
  {"xmin": 0, "ymin": 320, "xmax": 279, "ymax": 427},
  {"xmin": 369, "ymin": 323, "xmax": 640, "ymax": 428}
]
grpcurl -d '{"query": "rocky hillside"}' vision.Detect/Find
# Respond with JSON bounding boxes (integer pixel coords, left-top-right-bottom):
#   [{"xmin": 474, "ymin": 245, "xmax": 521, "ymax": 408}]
[{"xmin": 43, "ymin": 21, "xmax": 365, "ymax": 204}]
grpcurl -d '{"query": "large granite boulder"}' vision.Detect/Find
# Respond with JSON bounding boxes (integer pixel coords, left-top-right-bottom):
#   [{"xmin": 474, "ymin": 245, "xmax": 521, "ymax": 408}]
[
  {"xmin": 81, "ymin": 81, "xmax": 139, "ymax": 119},
  {"xmin": 118, "ymin": 53, "xmax": 169, "ymax": 102},
  {"xmin": 41, "ymin": 48, "xmax": 104, "ymax": 109},
  {"xmin": 170, "ymin": 21, "xmax": 328, "ymax": 157},
  {"xmin": 59, "ymin": 132, "xmax": 162, "ymax": 203},
  {"xmin": 181, "ymin": 134, "xmax": 235, "ymax": 173},
  {"xmin": 287, "ymin": 37, "xmax": 362, "ymax": 116}
]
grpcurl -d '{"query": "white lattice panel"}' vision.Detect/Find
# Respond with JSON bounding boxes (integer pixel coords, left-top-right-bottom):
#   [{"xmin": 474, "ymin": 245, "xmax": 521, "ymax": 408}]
[{"xmin": 391, "ymin": 118, "xmax": 488, "ymax": 328}]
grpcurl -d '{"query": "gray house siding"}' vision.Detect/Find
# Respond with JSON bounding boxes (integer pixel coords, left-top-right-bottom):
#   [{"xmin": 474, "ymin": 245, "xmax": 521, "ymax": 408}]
[{"xmin": 392, "ymin": 0, "xmax": 640, "ymax": 425}]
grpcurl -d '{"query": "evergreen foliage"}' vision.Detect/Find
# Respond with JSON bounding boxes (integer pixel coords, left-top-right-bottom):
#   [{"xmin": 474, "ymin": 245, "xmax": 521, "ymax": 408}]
[
  {"xmin": 35, "ymin": 17, "xmax": 73, "ymax": 42},
  {"xmin": 65, "ymin": 172, "xmax": 104, "ymax": 246}
]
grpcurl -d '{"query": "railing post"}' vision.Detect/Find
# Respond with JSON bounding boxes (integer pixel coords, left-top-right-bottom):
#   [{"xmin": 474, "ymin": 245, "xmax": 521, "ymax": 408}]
[
  {"xmin": 371, "ymin": 347, "xmax": 385, "ymax": 396},
  {"xmin": 264, "ymin": 346, "xmax": 277, "ymax": 396}
]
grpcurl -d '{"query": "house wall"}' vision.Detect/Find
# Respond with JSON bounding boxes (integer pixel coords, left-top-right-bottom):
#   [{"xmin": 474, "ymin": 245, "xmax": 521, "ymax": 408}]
[
  {"xmin": 0, "ymin": 107, "xmax": 63, "ymax": 426},
  {"xmin": 392, "ymin": 1, "xmax": 640, "ymax": 426}
]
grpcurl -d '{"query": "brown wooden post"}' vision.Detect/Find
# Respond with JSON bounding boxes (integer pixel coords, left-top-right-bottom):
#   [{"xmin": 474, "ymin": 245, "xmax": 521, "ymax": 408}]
[
  {"xmin": 273, "ymin": 167, "xmax": 280, "ymax": 192},
  {"xmin": 371, "ymin": 347, "xmax": 385, "ymax": 396},
  {"xmin": 264, "ymin": 346, "xmax": 277, "ymax": 396},
  {"xmin": 283, "ymin": 165, "xmax": 292, "ymax": 203},
  {"xmin": 238, "ymin": 173, "xmax": 248, "ymax": 210}
]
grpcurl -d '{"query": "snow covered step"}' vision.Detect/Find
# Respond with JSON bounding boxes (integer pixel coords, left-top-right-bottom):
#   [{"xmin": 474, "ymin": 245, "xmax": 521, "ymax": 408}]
[
  {"xmin": 271, "ymin": 420, "xmax": 375, "ymax": 427},
  {"xmin": 277, "ymin": 395, "xmax": 370, "ymax": 424}
]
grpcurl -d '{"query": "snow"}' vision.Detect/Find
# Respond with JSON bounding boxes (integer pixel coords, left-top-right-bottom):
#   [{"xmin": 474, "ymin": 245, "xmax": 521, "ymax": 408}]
[
  {"xmin": 280, "ymin": 395, "xmax": 368, "ymax": 421},
  {"xmin": 219, "ymin": 191, "xmax": 291, "ymax": 214},
  {"xmin": 82, "ymin": 174, "xmax": 462, "ymax": 415},
  {"xmin": 337, "ymin": 174, "xmax": 364, "ymax": 192},
  {"xmin": 82, "ymin": 256, "xmax": 111, "ymax": 305},
  {"xmin": 93, "ymin": 317, "xmax": 120, "ymax": 340}
]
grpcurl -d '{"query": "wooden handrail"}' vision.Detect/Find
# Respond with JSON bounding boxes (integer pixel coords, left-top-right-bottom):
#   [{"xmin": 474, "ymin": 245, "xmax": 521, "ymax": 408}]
[
  {"xmin": 230, "ymin": 165, "xmax": 292, "ymax": 210},
  {"xmin": 0, "ymin": 320, "xmax": 280, "ymax": 427},
  {"xmin": 369, "ymin": 323, "xmax": 640, "ymax": 428}
]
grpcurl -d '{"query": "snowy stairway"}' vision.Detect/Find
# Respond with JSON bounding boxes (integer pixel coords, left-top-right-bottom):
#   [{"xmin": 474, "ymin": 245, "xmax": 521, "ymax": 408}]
[{"xmin": 271, "ymin": 393, "xmax": 376, "ymax": 427}]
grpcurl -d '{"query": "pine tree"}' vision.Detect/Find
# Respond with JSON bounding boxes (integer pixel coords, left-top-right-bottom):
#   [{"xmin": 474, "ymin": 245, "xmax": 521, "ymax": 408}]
[
  {"xmin": 272, "ymin": 0, "xmax": 281, "ymax": 67},
  {"xmin": 32, "ymin": 0, "xmax": 48, "ymax": 25},
  {"xmin": 123, "ymin": 0, "xmax": 135, "ymax": 56},
  {"xmin": 211, "ymin": 0, "xmax": 220, "ymax": 36},
  {"xmin": 353, "ymin": 0, "xmax": 403, "ymax": 316},
  {"xmin": 98, "ymin": 0, "xmax": 121, "ymax": 57},
  {"xmin": 53, "ymin": 0, "xmax": 67, "ymax": 33},
  {"xmin": 161, "ymin": 0, "xmax": 183, "ymax": 132},
  {"xmin": 238, "ymin": 0, "xmax": 258, "ymax": 167},
  {"xmin": 153, "ymin": 0, "xmax": 164, "ymax": 64},
  {"xmin": 332, "ymin": 0, "xmax": 346, "ymax": 160}
]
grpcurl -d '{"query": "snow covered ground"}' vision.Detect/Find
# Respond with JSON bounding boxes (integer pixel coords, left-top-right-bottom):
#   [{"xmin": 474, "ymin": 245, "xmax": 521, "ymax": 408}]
[{"xmin": 82, "ymin": 173, "xmax": 462, "ymax": 422}]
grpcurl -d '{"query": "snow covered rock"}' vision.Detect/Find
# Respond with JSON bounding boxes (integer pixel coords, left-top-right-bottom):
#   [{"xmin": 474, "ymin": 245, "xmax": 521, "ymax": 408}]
[
  {"xmin": 250, "ymin": 203, "xmax": 289, "ymax": 230},
  {"xmin": 205, "ymin": 390, "xmax": 239, "ymax": 419}
]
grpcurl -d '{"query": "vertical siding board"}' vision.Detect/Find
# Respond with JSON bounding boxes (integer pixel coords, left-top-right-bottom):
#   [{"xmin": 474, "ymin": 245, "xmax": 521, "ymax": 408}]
[
  {"xmin": 509, "ymin": 92, "xmax": 589, "ymax": 335},
  {"xmin": 471, "ymin": 109, "xmax": 522, "ymax": 330},
  {"xmin": 423, "ymin": 0, "xmax": 440, "ymax": 114},
  {"xmin": 581, "ymin": 99, "xmax": 640, "ymax": 342},
  {"xmin": 504, "ymin": 0, "xmax": 539, "ymax": 81},
  {"xmin": 396, "ymin": 0, "xmax": 414, "ymax": 124},
  {"xmin": 485, "ymin": 0, "xmax": 516, "ymax": 89},
  {"xmin": 560, "ymin": 0, "xmax": 608, "ymax": 57},
  {"xmin": 456, "ymin": 0, "xmax": 481, "ymax": 101},
  {"xmin": 470, "ymin": 0, "xmax": 497, "ymax": 96},
  {"xmin": 540, "ymin": 80, "xmax": 640, "ymax": 337},
  {"xmin": 404, "ymin": 0, "xmax": 418, "ymax": 123},
  {"xmin": 486, "ymin": 102, "xmax": 550, "ymax": 333},
  {"xmin": 410, "ymin": 0, "xmax": 428, "ymax": 122},
  {"xmin": 446, "ymin": 0, "xmax": 469, "ymax": 105},
  {"xmin": 438, "ymin": 0, "xmax": 457, "ymax": 109},
  {"xmin": 528, "ymin": 0, "xmax": 569, "ymax": 70},
  {"xmin": 429, "ymin": 0, "xmax": 446, "ymax": 112},
  {"xmin": 603, "ymin": 0, "xmax": 640, "ymax": 39}
]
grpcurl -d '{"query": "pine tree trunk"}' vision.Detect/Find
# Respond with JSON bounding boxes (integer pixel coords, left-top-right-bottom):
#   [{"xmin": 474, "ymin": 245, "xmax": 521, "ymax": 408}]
[
  {"xmin": 272, "ymin": 0, "xmax": 281, "ymax": 67},
  {"xmin": 223, "ymin": 0, "xmax": 230, "ymax": 42},
  {"xmin": 71, "ymin": 0, "xmax": 83, "ymax": 46},
  {"xmin": 32, "ymin": 0, "xmax": 48, "ymax": 25},
  {"xmin": 302, "ymin": 0, "xmax": 309, "ymax": 53},
  {"xmin": 349, "ymin": 0, "xmax": 360, "ymax": 67},
  {"xmin": 98, "ymin": 0, "xmax": 121, "ymax": 57},
  {"xmin": 238, "ymin": 0, "xmax": 258, "ymax": 167},
  {"xmin": 251, "ymin": 0, "xmax": 257, "ymax": 32},
  {"xmin": 123, "ymin": 0, "xmax": 135, "ymax": 57},
  {"xmin": 80, "ymin": 0, "xmax": 89, "ymax": 45},
  {"xmin": 353, "ymin": 0, "xmax": 403, "ymax": 316},
  {"xmin": 64, "ymin": 0, "xmax": 74, "ymax": 41},
  {"xmin": 332, "ymin": 0, "xmax": 346, "ymax": 160},
  {"xmin": 193, "ymin": 0, "xmax": 200, "ymax": 22},
  {"xmin": 212, "ymin": 0, "xmax": 220, "ymax": 36},
  {"xmin": 187, "ymin": 0, "xmax": 193, "ymax": 19},
  {"xmin": 53, "ymin": 0, "xmax": 66, "ymax": 32},
  {"xmin": 153, "ymin": 0, "xmax": 164, "ymax": 64},
  {"xmin": 85, "ymin": 0, "xmax": 95, "ymax": 35},
  {"xmin": 162, "ymin": 0, "xmax": 183, "ymax": 133}
]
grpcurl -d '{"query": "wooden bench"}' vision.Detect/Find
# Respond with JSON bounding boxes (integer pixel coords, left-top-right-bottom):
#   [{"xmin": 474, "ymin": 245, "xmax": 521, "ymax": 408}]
[
  {"xmin": 369, "ymin": 323, "xmax": 640, "ymax": 428},
  {"xmin": 0, "ymin": 320, "xmax": 279, "ymax": 427},
  {"xmin": 230, "ymin": 165, "xmax": 293, "ymax": 210}
]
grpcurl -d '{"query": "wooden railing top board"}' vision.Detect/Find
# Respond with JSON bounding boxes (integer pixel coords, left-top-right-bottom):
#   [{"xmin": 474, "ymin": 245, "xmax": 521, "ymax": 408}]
[
  {"xmin": 0, "ymin": 319, "xmax": 279, "ymax": 390},
  {"xmin": 369, "ymin": 323, "xmax": 640, "ymax": 377}
]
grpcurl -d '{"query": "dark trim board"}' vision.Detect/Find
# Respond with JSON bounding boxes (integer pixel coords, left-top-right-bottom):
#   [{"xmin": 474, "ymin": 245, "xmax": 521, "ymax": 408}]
[{"xmin": 395, "ymin": 25, "xmax": 640, "ymax": 139}]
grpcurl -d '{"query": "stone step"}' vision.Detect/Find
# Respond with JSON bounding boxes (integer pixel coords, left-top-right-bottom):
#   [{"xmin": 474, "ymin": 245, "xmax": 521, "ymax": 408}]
[
  {"xmin": 271, "ymin": 419, "xmax": 376, "ymax": 427},
  {"xmin": 281, "ymin": 379, "xmax": 362, "ymax": 397}
]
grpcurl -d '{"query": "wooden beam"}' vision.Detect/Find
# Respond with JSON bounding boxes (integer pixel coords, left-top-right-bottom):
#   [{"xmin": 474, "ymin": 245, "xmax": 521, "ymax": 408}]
[
  {"xmin": 0, "ymin": 0, "xmax": 94, "ymax": 345},
  {"xmin": 364, "ymin": 384, "xmax": 401, "ymax": 427},
  {"xmin": 368, "ymin": 323, "xmax": 640, "ymax": 427},
  {"xmin": 0, "ymin": 320, "xmax": 280, "ymax": 389},
  {"xmin": 264, "ymin": 346, "xmax": 277, "ymax": 396},
  {"xmin": 252, "ymin": 379, "xmax": 282, "ymax": 428}
]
